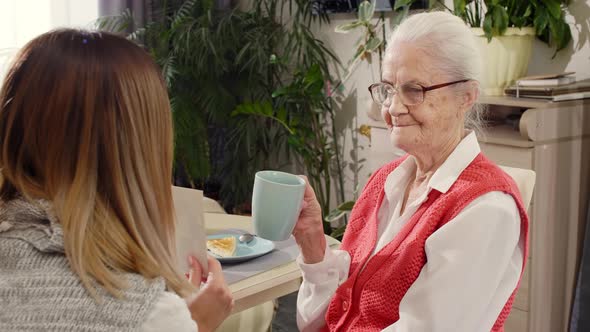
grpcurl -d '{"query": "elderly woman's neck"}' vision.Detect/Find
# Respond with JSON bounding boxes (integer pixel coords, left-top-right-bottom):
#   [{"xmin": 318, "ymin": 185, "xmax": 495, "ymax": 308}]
[{"xmin": 412, "ymin": 132, "xmax": 463, "ymax": 181}]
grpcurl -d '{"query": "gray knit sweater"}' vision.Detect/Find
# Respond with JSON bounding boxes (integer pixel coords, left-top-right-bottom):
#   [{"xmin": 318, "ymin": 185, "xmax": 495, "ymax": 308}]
[{"xmin": 0, "ymin": 198, "xmax": 166, "ymax": 331}]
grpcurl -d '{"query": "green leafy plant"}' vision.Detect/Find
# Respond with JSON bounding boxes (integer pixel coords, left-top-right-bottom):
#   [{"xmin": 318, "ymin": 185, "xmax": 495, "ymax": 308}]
[
  {"xmin": 441, "ymin": 0, "xmax": 572, "ymax": 53},
  {"xmin": 97, "ymin": 0, "xmax": 347, "ymax": 215},
  {"xmin": 334, "ymin": 0, "xmax": 417, "ymax": 81},
  {"xmin": 97, "ymin": 0, "xmax": 220, "ymax": 187},
  {"xmin": 234, "ymin": 62, "xmax": 344, "ymax": 234},
  {"xmin": 325, "ymin": 200, "xmax": 356, "ymax": 239},
  {"xmin": 334, "ymin": 1, "xmax": 382, "ymax": 66},
  {"xmin": 224, "ymin": 0, "xmax": 347, "ymax": 219}
]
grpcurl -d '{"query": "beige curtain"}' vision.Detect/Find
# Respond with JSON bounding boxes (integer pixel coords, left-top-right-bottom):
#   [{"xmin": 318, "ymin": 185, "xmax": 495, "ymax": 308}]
[{"xmin": 98, "ymin": 0, "xmax": 149, "ymax": 31}]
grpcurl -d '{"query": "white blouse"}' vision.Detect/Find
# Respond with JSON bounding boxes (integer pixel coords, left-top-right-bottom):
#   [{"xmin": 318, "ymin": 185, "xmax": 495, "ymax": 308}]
[
  {"xmin": 142, "ymin": 292, "xmax": 198, "ymax": 332},
  {"xmin": 296, "ymin": 132, "xmax": 525, "ymax": 332}
]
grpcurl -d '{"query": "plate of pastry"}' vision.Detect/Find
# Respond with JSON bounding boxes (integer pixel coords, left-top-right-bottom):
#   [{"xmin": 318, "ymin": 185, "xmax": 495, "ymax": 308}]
[{"xmin": 206, "ymin": 233, "xmax": 275, "ymax": 263}]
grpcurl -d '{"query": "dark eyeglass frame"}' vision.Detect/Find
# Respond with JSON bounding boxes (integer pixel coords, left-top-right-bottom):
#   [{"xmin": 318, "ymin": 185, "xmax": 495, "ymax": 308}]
[{"xmin": 368, "ymin": 79, "xmax": 470, "ymax": 106}]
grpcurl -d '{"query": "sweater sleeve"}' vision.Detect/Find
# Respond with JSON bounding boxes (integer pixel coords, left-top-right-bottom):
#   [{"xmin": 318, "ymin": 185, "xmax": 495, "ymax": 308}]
[
  {"xmin": 296, "ymin": 244, "xmax": 351, "ymax": 332},
  {"xmin": 142, "ymin": 291, "xmax": 198, "ymax": 332},
  {"xmin": 382, "ymin": 191, "xmax": 524, "ymax": 332}
]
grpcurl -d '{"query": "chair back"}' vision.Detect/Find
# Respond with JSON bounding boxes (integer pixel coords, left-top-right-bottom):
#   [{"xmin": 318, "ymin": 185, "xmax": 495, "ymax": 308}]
[{"xmin": 499, "ymin": 166, "xmax": 536, "ymax": 210}]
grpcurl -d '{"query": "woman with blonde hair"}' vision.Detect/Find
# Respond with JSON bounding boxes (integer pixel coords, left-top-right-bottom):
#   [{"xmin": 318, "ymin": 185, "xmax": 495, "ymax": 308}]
[{"xmin": 0, "ymin": 29, "xmax": 232, "ymax": 331}]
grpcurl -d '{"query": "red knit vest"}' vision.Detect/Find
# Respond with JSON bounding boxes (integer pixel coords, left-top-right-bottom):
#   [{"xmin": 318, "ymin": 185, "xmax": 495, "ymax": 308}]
[{"xmin": 323, "ymin": 154, "xmax": 529, "ymax": 332}]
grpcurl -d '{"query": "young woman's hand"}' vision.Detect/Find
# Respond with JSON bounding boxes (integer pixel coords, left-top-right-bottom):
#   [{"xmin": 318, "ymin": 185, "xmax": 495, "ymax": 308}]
[
  {"xmin": 186, "ymin": 255, "xmax": 234, "ymax": 332},
  {"xmin": 292, "ymin": 176, "xmax": 327, "ymax": 264}
]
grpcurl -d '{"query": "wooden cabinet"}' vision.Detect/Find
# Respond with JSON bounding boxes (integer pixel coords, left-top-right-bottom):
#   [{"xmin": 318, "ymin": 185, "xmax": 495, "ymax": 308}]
[{"xmin": 367, "ymin": 96, "xmax": 590, "ymax": 332}]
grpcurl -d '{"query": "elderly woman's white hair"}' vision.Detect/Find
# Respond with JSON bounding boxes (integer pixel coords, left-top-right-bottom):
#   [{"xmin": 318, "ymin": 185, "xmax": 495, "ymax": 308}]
[{"xmin": 386, "ymin": 11, "xmax": 485, "ymax": 133}]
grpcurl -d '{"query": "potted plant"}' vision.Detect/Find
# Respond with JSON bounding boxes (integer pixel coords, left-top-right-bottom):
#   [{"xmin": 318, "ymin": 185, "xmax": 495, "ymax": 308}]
[
  {"xmin": 441, "ymin": 0, "xmax": 572, "ymax": 95},
  {"xmin": 97, "ymin": 0, "xmax": 349, "ymax": 219}
]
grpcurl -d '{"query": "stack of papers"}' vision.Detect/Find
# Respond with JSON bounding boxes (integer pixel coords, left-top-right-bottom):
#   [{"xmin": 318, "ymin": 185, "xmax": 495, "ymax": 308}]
[
  {"xmin": 515, "ymin": 72, "xmax": 576, "ymax": 87},
  {"xmin": 505, "ymin": 74, "xmax": 590, "ymax": 102}
]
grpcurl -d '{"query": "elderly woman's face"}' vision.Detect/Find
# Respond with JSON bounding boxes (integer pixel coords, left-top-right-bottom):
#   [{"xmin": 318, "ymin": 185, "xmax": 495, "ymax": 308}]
[{"xmin": 380, "ymin": 42, "xmax": 466, "ymax": 155}]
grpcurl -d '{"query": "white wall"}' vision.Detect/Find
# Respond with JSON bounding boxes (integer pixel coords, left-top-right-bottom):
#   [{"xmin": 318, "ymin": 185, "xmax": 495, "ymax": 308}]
[
  {"xmin": 527, "ymin": 0, "xmax": 590, "ymax": 80},
  {"xmin": 0, "ymin": 0, "xmax": 98, "ymax": 82},
  {"xmin": 0, "ymin": 1, "xmax": 50, "ymax": 48}
]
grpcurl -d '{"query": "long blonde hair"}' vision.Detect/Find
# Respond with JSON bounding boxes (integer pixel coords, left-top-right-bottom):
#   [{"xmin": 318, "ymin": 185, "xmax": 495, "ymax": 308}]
[{"xmin": 0, "ymin": 29, "xmax": 192, "ymax": 298}]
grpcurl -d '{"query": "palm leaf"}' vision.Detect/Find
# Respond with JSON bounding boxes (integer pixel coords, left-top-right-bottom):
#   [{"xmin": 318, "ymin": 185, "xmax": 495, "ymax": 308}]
[
  {"xmin": 95, "ymin": 8, "xmax": 135, "ymax": 33},
  {"xmin": 158, "ymin": 55, "xmax": 178, "ymax": 87},
  {"xmin": 171, "ymin": 0, "xmax": 198, "ymax": 29}
]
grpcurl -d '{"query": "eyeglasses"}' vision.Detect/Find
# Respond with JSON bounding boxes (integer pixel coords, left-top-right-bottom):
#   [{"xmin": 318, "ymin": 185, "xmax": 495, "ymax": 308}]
[{"xmin": 368, "ymin": 79, "xmax": 469, "ymax": 106}]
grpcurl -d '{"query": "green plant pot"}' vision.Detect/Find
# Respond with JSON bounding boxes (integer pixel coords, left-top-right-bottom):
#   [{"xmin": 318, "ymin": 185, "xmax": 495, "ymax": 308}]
[{"xmin": 471, "ymin": 27, "xmax": 535, "ymax": 96}]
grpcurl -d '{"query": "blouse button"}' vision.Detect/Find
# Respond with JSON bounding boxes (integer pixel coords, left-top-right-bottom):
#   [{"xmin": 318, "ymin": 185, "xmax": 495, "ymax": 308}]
[{"xmin": 342, "ymin": 300, "xmax": 348, "ymax": 311}]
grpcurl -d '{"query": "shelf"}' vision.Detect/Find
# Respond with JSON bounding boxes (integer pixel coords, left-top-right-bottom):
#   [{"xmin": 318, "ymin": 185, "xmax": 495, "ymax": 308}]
[
  {"xmin": 478, "ymin": 125, "xmax": 534, "ymax": 148},
  {"xmin": 479, "ymin": 95, "xmax": 589, "ymax": 109}
]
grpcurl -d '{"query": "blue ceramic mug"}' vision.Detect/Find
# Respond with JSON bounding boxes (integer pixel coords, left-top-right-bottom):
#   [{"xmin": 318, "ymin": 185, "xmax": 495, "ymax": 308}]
[{"xmin": 252, "ymin": 170, "xmax": 306, "ymax": 241}]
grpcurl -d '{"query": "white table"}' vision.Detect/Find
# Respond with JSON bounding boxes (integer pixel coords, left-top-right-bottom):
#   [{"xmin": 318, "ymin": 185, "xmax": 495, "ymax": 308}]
[{"xmin": 204, "ymin": 212, "xmax": 340, "ymax": 313}]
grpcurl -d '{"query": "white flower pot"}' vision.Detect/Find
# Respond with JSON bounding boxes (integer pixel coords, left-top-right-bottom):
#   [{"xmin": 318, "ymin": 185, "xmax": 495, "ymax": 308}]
[{"xmin": 471, "ymin": 27, "xmax": 535, "ymax": 96}]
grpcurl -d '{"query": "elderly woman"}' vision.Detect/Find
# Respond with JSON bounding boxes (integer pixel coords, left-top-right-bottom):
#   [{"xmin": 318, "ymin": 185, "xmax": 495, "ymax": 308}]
[{"xmin": 293, "ymin": 12, "xmax": 529, "ymax": 332}]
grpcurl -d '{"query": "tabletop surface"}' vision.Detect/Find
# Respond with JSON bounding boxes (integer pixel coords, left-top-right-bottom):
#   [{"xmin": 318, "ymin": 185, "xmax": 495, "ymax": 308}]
[{"xmin": 203, "ymin": 212, "xmax": 340, "ymax": 313}]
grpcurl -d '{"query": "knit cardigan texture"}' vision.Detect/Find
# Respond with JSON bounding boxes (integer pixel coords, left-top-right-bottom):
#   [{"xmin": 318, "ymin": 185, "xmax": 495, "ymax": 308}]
[
  {"xmin": 0, "ymin": 198, "xmax": 165, "ymax": 332},
  {"xmin": 324, "ymin": 154, "xmax": 529, "ymax": 332}
]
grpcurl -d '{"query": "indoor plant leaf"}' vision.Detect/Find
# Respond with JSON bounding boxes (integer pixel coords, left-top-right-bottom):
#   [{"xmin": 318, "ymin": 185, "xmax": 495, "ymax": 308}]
[
  {"xmin": 272, "ymin": 86, "xmax": 290, "ymax": 98},
  {"xmin": 276, "ymin": 107, "xmax": 288, "ymax": 123},
  {"xmin": 330, "ymin": 225, "xmax": 347, "ymax": 240},
  {"xmin": 171, "ymin": 0, "xmax": 198, "ymax": 29},
  {"xmin": 391, "ymin": 5, "xmax": 410, "ymax": 27},
  {"xmin": 492, "ymin": 5, "xmax": 509, "ymax": 36},
  {"xmin": 358, "ymin": 1, "xmax": 376, "ymax": 23},
  {"xmin": 325, "ymin": 200, "xmax": 356, "ymax": 222},
  {"xmin": 394, "ymin": 0, "xmax": 415, "ymax": 11},
  {"xmin": 548, "ymin": 14, "xmax": 572, "ymax": 54},
  {"xmin": 449, "ymin": 0, "xmax": 571, "ymax": 53},
  {"xmin": 453, "ymin": 0, "xmax": 468, "ymax": 18},
  {"xmin": 540, "ymin": 0, "xmax": 563, "ymax": 19},
  {"xmin": 523, "ymin": 4, "xmax": 533, "ymax": 18},
  {"xmin": 534, "ymin": 7, "xmax": 550, "ymax": 36},
  {"xmin": 364, "ymin": 37, "xmax": 382, "ymax": 52},
  {"xmin": 337, "ymin": 201, "xmax": 356, "ymax": 210},
  {"xmin": 483, "ymin": 11, "xmax": 494, "ymax": 41},
  {"xmin": 335, "ymin": 21, "xmax": 364, "ymax": 33},
  {"xmin": 325, "ymin": 209, "xmax": 348, "ymax": 223}
]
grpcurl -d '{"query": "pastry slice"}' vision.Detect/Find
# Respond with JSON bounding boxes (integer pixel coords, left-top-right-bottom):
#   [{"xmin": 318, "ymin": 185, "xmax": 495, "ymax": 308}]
[{"xmin": 206, "ymin": 236, "xmax": 237, "ymax": 257}]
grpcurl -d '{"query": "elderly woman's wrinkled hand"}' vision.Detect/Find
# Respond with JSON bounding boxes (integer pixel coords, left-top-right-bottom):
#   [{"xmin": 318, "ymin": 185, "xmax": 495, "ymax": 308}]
[{"xmin": 292, "ymin": 176, "xmax": 327, "ymax": 264}]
